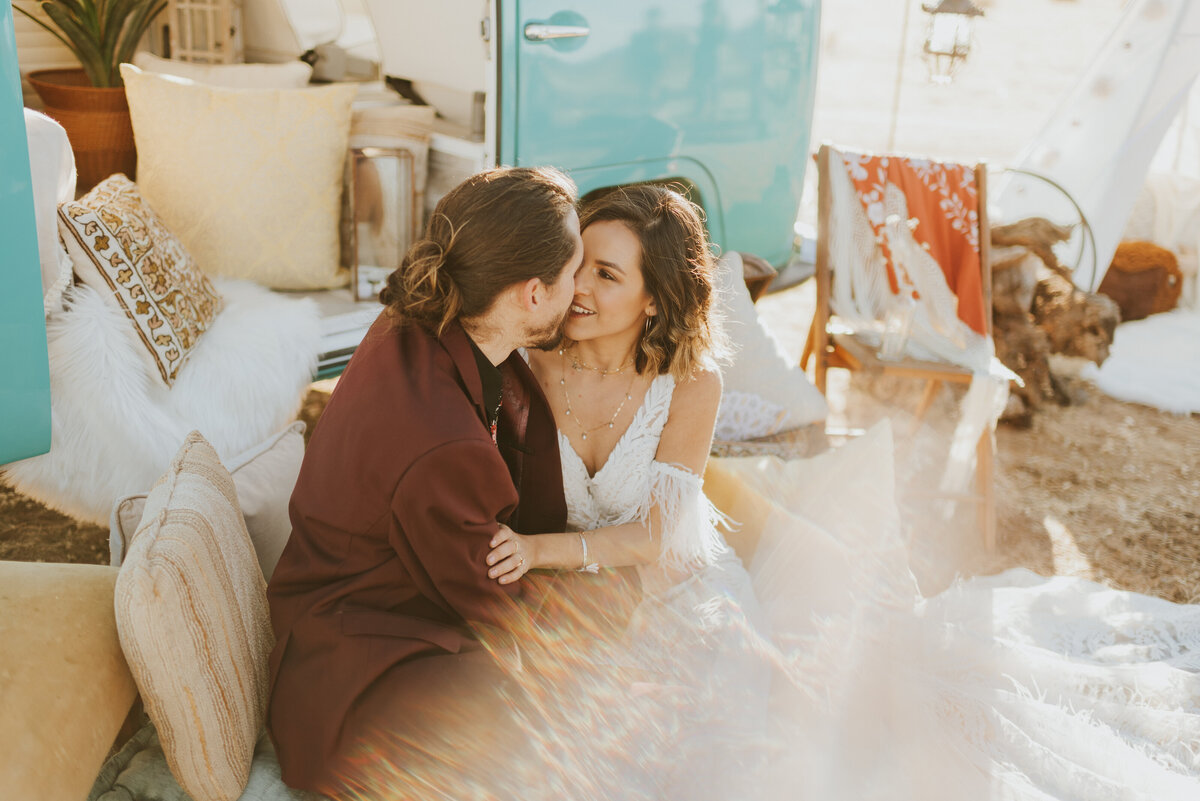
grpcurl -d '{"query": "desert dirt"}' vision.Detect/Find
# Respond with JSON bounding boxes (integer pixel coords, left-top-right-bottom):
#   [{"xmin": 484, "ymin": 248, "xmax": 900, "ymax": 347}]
[{"xmin": 4, "ymin": 281, "xmax": 1199, "ymax": 605}]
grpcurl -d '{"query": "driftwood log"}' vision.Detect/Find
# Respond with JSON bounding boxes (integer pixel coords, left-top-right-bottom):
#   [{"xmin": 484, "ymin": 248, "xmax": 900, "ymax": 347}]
[
  {"xmin": 989, "ymin": 218, "xmax": 1120, "ymax": 426},
  {"xmin": 1032, "ymin": 272, "xmax": 1119, "ymax": 364},
  {"xmin": 991, "ymin": 217, "xmax": 1076, "ymax": 281}
]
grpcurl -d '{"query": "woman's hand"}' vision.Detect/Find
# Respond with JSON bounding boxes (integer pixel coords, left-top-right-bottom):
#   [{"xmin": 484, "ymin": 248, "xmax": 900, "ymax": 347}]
[{"xmin": 487, "ymin": 524, "xmax": 536, "ymax": 584}]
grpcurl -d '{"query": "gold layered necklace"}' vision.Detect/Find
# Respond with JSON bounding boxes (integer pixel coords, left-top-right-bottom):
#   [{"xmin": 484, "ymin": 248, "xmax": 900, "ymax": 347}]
[
  {"xmin": 559, "ymin": 348, "xmax": 637, "ymax": 441},
  {"xmin": 563, "ymin": 343, "xmax": 633, "ymax": 377}
]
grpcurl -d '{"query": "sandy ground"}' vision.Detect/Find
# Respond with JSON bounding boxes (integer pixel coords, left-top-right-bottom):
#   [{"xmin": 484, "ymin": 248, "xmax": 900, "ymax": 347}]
[{"xmin": 4, "ymin": 280, "xmax": 1198, "ymax": 605}]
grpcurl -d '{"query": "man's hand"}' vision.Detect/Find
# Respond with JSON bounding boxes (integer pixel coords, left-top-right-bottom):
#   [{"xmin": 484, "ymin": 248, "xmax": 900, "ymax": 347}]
[{"xmin": 487, "ymin": 524, "xmax": 536, "ymax": 584}]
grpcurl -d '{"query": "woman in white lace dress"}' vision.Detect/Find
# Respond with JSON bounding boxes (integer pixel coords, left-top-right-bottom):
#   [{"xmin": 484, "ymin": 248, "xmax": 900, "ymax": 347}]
[{"xmin": 484, "ymin": 184, "xmax": 1200, "ymax": 801}]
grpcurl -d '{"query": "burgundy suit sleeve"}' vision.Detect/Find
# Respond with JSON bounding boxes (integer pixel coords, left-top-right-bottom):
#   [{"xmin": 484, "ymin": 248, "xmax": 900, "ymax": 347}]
[{"xmin": 389, "ymin": 438, "xmax": 525, "ymax": 627}]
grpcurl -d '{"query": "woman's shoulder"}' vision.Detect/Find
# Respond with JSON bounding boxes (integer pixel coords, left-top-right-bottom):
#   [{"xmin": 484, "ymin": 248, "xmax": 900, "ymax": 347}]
[
  {"xmin": 671, "ymin": 367, "xmax": 722, "ymax": 400},
  {"xmin": 653, "ymin": 368, "xmax": 721, "ymax": 471},
  {"xmin": 663, "ymin": 367, "xmax": 721, "ymax": 421}
]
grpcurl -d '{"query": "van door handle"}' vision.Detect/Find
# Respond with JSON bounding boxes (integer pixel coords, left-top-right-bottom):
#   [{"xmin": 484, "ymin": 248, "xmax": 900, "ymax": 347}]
[{"xmin": 524, "ymin": 23, "xmax": 590, "ymax": 41}]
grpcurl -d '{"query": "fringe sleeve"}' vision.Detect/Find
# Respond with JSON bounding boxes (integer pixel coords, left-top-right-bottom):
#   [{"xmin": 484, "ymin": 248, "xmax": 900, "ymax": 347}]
[{"xmin": 644, "ymin": 461, "xmax": 727, "ymax": 573}]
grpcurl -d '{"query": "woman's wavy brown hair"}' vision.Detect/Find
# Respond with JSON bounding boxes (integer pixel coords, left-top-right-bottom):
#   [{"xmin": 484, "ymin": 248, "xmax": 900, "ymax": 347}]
[
  {"xmin": 578, "ymin": 184, "xmax": 727, "ymax": 380},
  {"xmin": 380, "ymin": 166, "xmax": 578, "ymax": 335}
]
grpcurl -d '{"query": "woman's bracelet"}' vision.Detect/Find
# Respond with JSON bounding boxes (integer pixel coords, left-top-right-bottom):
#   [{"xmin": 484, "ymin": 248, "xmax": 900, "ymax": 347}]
[{"xmin": 577, "ymin": 530, "xmax": 599, "ymax": 573}]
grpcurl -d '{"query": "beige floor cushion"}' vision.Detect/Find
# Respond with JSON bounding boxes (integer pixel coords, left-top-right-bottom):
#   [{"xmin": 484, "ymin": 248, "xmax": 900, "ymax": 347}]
[
  {"xmin": 715, "ymin": 421, "xmax": 907, "ymax": 622},
  {"xmin": 115, "ymin": 432, "xmax": 274, "ymax": 801},
  {"xmin": 0, "ymin": 561, "xmax": 137, "ymax": 801}
]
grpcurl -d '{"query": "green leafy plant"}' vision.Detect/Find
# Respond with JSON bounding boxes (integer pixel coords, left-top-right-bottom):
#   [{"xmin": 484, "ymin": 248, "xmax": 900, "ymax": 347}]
[{"xmin": 15, "ymin": 0, "xmax": 168, "ymax": 88}]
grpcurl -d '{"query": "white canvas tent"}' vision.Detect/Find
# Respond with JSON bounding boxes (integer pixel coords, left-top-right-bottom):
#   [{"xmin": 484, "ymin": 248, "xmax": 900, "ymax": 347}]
[
  {"xmin": 993, "ymin": 0, "xmax": 1200, "ymax": 304},
  {"xmin": 994, "ymin": 0, "xmax": 1200, "ymax": 414}
]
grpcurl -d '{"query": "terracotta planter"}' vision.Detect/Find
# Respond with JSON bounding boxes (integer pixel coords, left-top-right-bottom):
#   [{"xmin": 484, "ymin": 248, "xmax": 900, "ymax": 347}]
[{"xmin": 27, "ymin": 68, "xmax": 137, "ymax": 193}]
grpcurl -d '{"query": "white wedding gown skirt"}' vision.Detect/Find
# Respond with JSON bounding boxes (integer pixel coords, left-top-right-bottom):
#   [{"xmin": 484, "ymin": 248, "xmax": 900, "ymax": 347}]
[
  {"xmin": 753, "ymin": 511, "xmax": 1200, "ymax": 801},
  {"xmin": 551, "ymin": 374, "xmax": 1200, "ymax": 801}
]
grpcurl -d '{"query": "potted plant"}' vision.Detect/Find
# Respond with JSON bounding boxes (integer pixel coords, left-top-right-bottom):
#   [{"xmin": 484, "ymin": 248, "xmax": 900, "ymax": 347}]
[{"xmin": 16, "ymin": 0, "xmax": 167, "ymax": 190}]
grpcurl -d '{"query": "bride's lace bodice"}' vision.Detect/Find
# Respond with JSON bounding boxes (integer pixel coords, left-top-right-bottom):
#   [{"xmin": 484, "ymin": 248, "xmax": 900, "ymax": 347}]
[
  {"xmin": 559, "ymin": 374, "xmax": 673, "ymax": 532},
  {"xmin": 557, "ymin": 372, "xmax": 724, "ymax": 573}
]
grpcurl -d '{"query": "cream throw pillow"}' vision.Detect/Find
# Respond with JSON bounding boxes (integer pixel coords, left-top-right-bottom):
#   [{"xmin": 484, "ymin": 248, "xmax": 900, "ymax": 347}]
[
  {"xmin": 58, "ymin": 174, "xmax": 224, "ymax": 386},
  {"xmin": 713, "ymin": 421, "xmax": 913, "ymax": 641},
  {"xmin": 714, "ymin": 251, "xmax": 829, "ymax": 440},
  {"xmin": 132, "ymin": 51, "xmax": 313, "ymax": 88},
  {"xmin": 109, "ymin": 421, "xmax": 305, "ymax": 580},
  {"xmin": 114, "ymin": 431, "xmax": 274, "ymax": 801},
  {"xmin": 121, "ymin": 64, "xmax": 356, "ymax": 290}
]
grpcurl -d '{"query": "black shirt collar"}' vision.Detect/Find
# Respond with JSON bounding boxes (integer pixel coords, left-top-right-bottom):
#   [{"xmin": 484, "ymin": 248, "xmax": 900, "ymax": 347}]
[{"xmin": 467, "ymin": 336, "xmax": 503, "ymax": 426}]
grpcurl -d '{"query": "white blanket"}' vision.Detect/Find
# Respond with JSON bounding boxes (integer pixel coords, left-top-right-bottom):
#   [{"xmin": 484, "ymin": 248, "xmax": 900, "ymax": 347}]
[
  {"xmin": 3, "ymin": 279, "xmax": 319, "ymax": 524},
  {"xmin": 1081, "ymin": 309, "xmax": 1200, "ymax": 414}
]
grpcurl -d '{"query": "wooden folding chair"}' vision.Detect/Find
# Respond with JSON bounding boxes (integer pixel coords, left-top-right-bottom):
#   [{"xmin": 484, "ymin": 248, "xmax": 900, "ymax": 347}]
[{"xmin": 800, "ymin": 144, "xmax": 996, "ymax": 551}]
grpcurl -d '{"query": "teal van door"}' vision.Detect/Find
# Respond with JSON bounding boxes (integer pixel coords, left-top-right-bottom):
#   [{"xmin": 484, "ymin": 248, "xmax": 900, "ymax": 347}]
[
  {"xmin": 501, "ymin": 0, "xmax": 820, "ymax": 266},
  {"xmin": 0, "ymin": 3, "xmax": 53, "ymax": 465}
]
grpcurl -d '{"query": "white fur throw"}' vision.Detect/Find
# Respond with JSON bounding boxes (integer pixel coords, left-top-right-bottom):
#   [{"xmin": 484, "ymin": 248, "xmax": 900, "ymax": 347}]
[{"xmin": 3, "ymin": 278, "xmax": 319, "ymax": 525}]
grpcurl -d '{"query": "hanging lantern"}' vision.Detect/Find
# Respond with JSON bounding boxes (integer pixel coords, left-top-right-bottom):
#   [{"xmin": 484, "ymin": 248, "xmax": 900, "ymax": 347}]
[{"xmin": 921, "ymin": 0, "xmax": 984, "ymax": 84}]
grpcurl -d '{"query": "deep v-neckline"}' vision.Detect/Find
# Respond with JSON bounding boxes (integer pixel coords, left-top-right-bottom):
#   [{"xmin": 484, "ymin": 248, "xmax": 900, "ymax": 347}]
[{"xmin": 559, "ymin": 374, "xmax": 666, "ymax": 481}]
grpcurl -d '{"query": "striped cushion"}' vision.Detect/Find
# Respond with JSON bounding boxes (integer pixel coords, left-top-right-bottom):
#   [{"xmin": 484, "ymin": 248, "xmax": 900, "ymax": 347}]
[{"xmin": 114, "ymin": 431, "xmax": 274, "ymax": 801}]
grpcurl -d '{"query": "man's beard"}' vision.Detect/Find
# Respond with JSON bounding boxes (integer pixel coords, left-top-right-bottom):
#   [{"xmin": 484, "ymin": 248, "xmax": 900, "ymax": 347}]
[{"xmin": 528, "ymin": 308, "xmax": 570, "ymax": 352}]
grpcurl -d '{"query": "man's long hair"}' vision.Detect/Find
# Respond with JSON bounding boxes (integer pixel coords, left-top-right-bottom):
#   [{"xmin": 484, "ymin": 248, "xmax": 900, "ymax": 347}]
[{"xmin": 380, "ymin": 166, "xmax": 579, "ymax": 335}]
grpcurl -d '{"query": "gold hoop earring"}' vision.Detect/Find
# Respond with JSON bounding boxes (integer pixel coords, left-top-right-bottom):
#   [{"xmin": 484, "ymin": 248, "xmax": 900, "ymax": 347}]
[{"xmin": 638, "ymin": 316, "xmax": 653, "ymax": 365}]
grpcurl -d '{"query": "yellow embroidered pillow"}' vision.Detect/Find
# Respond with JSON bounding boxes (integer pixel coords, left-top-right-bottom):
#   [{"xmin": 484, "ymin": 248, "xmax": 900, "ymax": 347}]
[
  {"xmin": 0, "ymin": 562, "xmax": 137, "ymax": 801},
  {"xmin": 58, "ymin": 174, "xmax": 223, "ymax": 386},
  {"xmin": 121, "ymin": 63, "xmax": 357, "ymax": 290}
]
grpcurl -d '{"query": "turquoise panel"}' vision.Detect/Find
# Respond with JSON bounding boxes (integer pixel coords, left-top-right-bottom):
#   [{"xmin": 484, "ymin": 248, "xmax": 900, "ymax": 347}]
[
  {"xmin": 503, "ymin": 0, "xmax": 820, "ymax": 266},
  {"xmin": 0, "ymin": 4, "xmax": 53, "ymax": 465},
  {"xmin": 498, "ymin": 2, "xmax": 521, "ymax": 167},
  {"xmin": 568, "ymin": 158, "xmax": 726, "ymax": 247}
]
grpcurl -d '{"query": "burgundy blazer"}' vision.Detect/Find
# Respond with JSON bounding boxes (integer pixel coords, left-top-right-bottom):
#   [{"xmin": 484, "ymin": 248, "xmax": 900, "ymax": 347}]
[{"xmin": 266, "ymin": 316, "xmax": 581, "ymax": 791}]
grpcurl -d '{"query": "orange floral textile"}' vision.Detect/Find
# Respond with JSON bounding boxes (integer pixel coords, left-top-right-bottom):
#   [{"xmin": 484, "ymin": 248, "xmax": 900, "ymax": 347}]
[{"xmin": 840, "ymin": 152, "xmax": 987, "ymax": 336}]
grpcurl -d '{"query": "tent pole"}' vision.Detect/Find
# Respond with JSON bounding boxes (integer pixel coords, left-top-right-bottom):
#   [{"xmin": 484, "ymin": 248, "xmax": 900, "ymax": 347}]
[{"xmin": 887, "ymin": 0, "xmax": 915, "ymax": 153}]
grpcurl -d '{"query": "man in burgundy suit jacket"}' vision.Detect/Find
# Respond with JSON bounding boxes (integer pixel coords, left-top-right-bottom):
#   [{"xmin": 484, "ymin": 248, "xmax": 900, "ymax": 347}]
[{"xmin": 266, "ymin": 168, "xmax": 636, "ymax": 798}]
